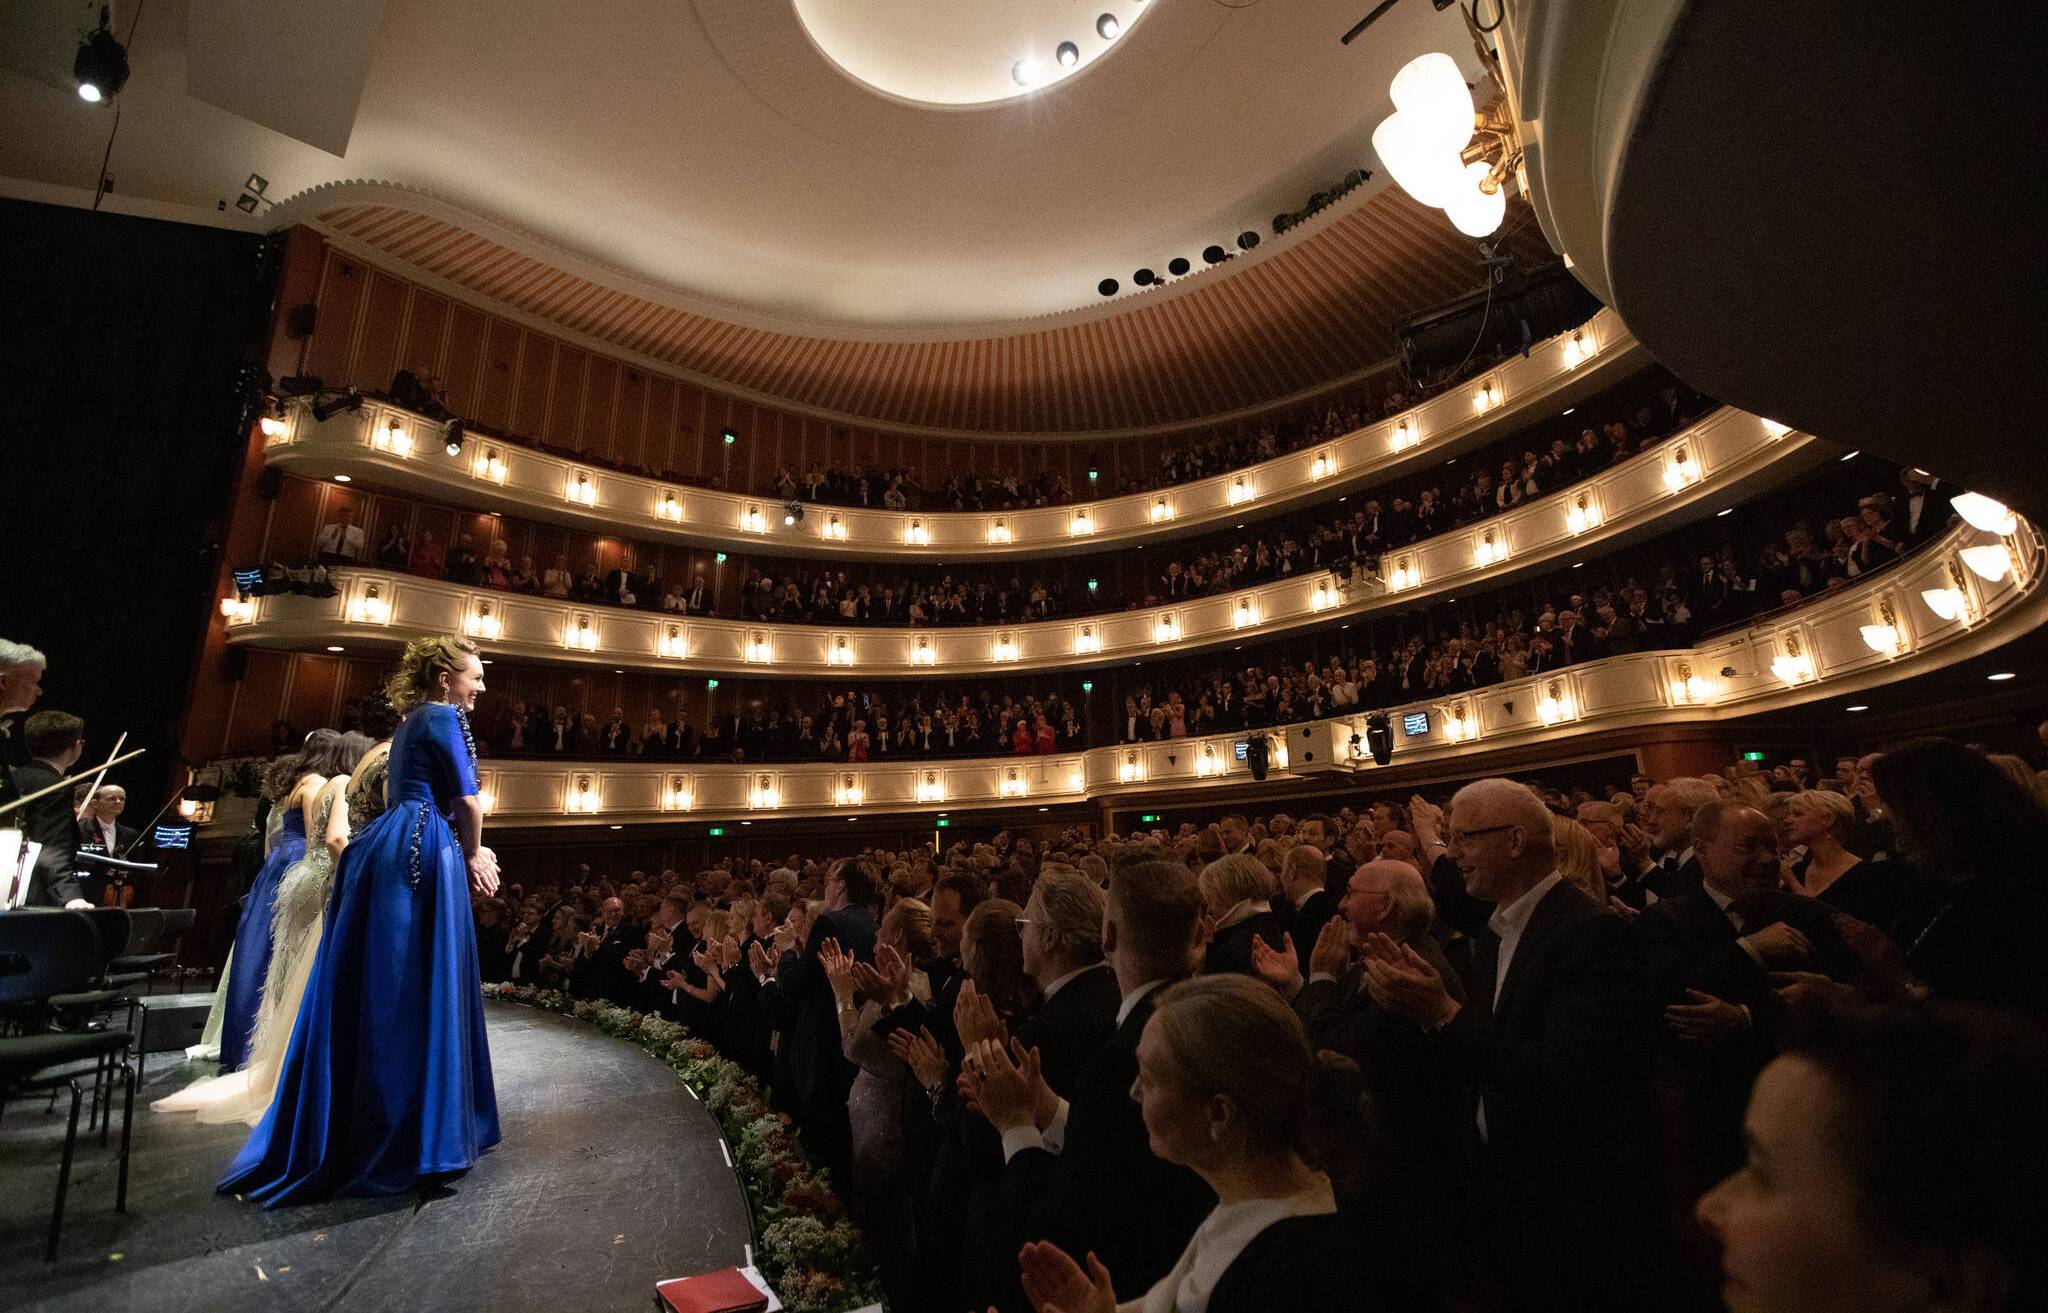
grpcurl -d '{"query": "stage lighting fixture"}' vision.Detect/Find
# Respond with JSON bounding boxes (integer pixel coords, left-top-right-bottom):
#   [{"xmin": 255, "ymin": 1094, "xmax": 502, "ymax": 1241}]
[
  {"xmin": 1167, "ymin": 257, "xmax": 1190, "ymax": 276},
  {"xmin": 73, "ymin": 7, "xmax": 129, "ymax": 103},
  {"xmin": 1364, "ymin": 712, "xmax": 1393, "ymax": 766},
  {"xmin": 311, "ymin": 391, "xmax": 364, "ymax": 422},
  {"xmin": 783, "ymin": 500, "xmax": 805, "ymax": 526},
  {"xmin": 1098, "ymin": 278, "xmax": 1119, "ymax": 297},
  {"xmin": 1202, "ymin": 244, "xmax": 1227, "ymax": 264},
  {"xmin": 1244, "ymin": 736, "xmax": 1270, "ymax": 781},
  {"xmin": 1236, "ymin": 230, "xmax": 1260, "ymax": 250},
  {"xmin": 443, "ymin": 420, "xmax": 466, "ymax": 457},
  {"xmin": 1057, "ymin": 42, "xmax": 1079, "ymax": 67},
  {"xmin": 1097, "ymin": 13, "xmax": 1119, "ymax": 39},
  {"xmin": 1133, "ymin": 268, "xmax": 1156, "ymax": 286}
]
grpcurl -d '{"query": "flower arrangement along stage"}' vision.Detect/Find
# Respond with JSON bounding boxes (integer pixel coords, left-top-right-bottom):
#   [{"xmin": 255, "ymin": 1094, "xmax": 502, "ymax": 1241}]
[{"xmin": 484, "ymin": 982, "xmax": 882, "ymax": 1312}]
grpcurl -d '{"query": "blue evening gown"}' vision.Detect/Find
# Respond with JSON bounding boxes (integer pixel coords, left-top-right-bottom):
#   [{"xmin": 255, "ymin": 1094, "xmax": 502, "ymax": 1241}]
[
  {"xmin": 218, "ymin": 805, "xmax": 306, "ymax": 1072},
  {"xmin": 221, "ymin": 702, "xmax": 500, "ymax": 1204}
]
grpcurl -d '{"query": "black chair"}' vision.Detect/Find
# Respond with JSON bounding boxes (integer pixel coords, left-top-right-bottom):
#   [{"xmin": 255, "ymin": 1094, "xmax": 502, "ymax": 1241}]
[
  {"xmin": 147, "ymin": 907, "xmax": 198, "ymax": 992},
  {"xmin": 106, "ymin": 907, "xmax": 169, "ymax": 988},
  {"xmin": 0, "ymin": 909, "xmax": 136, "ymax": 1260},
  {"xmin": 46, "ymin": 908, "xmax": 147, "ymax": 1134}
]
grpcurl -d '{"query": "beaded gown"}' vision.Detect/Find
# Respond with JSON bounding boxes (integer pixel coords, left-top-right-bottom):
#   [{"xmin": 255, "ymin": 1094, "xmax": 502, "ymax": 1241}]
[{"xmin": 221, "ymin": 703, "xmax": 499, "ymax": 1204}]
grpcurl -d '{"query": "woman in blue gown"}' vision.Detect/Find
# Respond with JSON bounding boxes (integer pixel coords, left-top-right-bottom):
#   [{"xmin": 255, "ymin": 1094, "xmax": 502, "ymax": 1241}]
[
  {"xmin": 222, "ymin": 635, "xmax": 503, "ymax": 1204},
  {"xmin": 218, "ymin": 732, "xmax": 346, "ymax": 1072}
]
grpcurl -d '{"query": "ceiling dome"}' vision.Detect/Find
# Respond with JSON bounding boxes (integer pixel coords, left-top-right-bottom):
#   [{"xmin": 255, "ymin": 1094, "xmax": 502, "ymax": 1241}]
[{"xmin": 792, "ymin": 0, "xmax": 1156, "ymax": 106}]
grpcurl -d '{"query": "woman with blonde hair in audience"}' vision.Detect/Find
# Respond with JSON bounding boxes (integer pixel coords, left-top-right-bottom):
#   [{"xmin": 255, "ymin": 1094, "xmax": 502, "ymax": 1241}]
[
  {"xmin": 1199, "ymin": 853, "xmax": 1288, "ymax": 976},
  {"xmin": 1779, "ymin": 788, "xmax": 1899, "ymax": 928},
  {"xmin": 1551, "ymin": 814, "xmax": 1614, "ymax": 908},
  {"xmin": 1014, "ymin": 974, "xmax": 1375, "ymax": 1312},
  {"xmin": 1985, "ymin": 752, "xmax": 2048, "ymax": 807}
]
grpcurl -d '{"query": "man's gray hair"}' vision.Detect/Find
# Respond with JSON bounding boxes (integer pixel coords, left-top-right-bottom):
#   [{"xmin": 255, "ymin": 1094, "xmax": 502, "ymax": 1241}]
[
  {"xmin": 1027, "ymin": 869, "xmax": 1106, "ymax": 963},
  {"xmin": 0, "ymin": 640, "xmax": 46, "ymax": 668}
]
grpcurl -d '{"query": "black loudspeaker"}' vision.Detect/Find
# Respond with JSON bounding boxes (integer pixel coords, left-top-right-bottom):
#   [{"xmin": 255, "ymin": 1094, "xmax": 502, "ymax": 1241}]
[
  {"xmin": 1364, "ymin": 712, "xmax": 1393, "ymax": 767},
  {"xmin": 222, "ymin": 648, "xmax": 248, "ymax": 682},
  {"xmin": 285, "ymin": 302, "xmax": 317, "ymax": 338},
  {"xmin": 1244, "ymin": 736, "xmax": 1270, "ymax": 781},
  {"xmin": 255, "ymin": 467, "xmax": 282, "ymax": 499}
]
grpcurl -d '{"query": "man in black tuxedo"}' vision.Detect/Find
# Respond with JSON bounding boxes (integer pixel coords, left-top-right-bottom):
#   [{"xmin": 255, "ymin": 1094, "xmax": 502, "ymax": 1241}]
[
  {"xmin": 1276, "ymin": 843, "xmax": 1336, "ymax": 973},
  {"xmin": 9, "ymin": 711, "xmax": 94, "ymax": 908},
  {"xmin": 1014, "ymin": 870, "xmax": 1120, "ymax": 1100},
  {"xmin": 597, "ymin": 708, "xmax": 632, "ymax": 753},
  {"xmin": 75, "ymin": 783, "xmax": 142, "ymax": 904},
  {"xmin": 1897, "ymin": 468, "xmax": 1947, "ymax": 544},
  {"xmin": 979, "ymin": 854, "xmax": 1214, "ymax": 1304},
  {"xmin": 1367, "ymin": 778, "xmax": 1666, "ymax": 1311},
  {"xmin": 568, "ymin": 896, "xmax": 644, "ymax": 1004},
  {"xmin": 683, "ymin": 571, "xmax": 710, "ymax": 614},
  {"xmin": 775, "ymin": 856, "xmax": 879, "ymax": 1185},
  {"xmin": 604, "ymin": 554, "xmax": 639, "ymax": 606},
  {"xmin": 1639, "ymin": 777, "xmax": 1718, "ymax": 902}
]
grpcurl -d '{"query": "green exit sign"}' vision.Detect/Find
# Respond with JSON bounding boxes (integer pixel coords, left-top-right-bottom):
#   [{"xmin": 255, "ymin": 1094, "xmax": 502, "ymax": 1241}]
[
  {"xmin": 935, "ymin": 818, "xmax": 951, "ymax": 828},
  {"xmin": 708, "ymin": 826, "xmax": 726, "ymax": 837},
  {"xmin": 1139, "ymin": 813, "xmax": 1162, "ymax": 824},
  {"xmin": 1742, "ymin": 751, "xmax": 1766, "ymax": 762}
]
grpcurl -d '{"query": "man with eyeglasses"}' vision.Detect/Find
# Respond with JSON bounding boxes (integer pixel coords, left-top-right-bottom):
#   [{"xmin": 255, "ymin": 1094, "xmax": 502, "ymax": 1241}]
[{"xmin": 1363, "ymin": 777, "xmax": 1668, "ymax": 1311}]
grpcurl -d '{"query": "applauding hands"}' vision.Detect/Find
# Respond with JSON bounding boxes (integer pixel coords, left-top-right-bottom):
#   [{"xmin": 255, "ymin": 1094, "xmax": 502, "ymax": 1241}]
[
  {"xmin": 1011, "ymin": 1242, "xmax": 1116, "ymax": 1313},
  {"xmin": 1250, "ymin": 931, "xmax": 1304, "ymax": 997},
  {"xmin": 1362, "ymin": 931, "xmax": 1460, "ymax": 1027}
]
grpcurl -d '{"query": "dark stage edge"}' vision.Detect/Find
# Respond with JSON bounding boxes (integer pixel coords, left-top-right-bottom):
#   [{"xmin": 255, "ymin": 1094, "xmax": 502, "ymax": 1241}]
[{"xmin": 1, "ymin": 1001, "xmax": 753, "ymax": 1311}]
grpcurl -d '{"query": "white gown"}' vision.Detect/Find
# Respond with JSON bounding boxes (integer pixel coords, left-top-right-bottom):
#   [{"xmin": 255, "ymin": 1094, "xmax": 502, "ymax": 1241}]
[
  {"xmin": 155, "ymin": 787, "xmax": 346, "ymax": 1124},
  {"xmin": 183, "ymin": 802, "xmax": 286, "ymax": 1061}
]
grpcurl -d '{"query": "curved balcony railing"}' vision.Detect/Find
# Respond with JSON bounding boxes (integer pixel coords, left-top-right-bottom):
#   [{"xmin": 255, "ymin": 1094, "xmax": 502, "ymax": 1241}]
[
  {"xmin": 203, "ymin": 517, "xmax": 2041, "ymax": 827},
  {"xmin": 260, "ymin": 310, "xmax": 1643, "ymax": 561},
  {"xmin": 223, "ymin": 408, "xmax": 1814, "ymax": 674}
]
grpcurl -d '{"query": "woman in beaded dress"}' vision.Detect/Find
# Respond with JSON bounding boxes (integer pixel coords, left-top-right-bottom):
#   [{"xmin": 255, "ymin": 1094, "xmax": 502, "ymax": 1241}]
[{"xmin": 222, "ymin": 637, "xmax": 502, "ymax": 1204}]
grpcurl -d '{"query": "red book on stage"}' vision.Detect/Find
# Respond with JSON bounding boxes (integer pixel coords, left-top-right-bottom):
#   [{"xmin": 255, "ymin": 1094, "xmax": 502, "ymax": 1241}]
[{"xmin": 654, "ymin": 1266, "xmax": 771, "ymax": 1313}]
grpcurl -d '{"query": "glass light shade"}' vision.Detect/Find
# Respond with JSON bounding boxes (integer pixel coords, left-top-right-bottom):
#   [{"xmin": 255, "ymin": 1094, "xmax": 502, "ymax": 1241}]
[
  {"xmin": 1920, "ymin": 587, "xmax": 1968, "ymax": 621},
  {"xmin": 1950, "ymin": 493, "xmax": 2017, "ymax": 535},
  {"xmin": 1959, "ymin": 544, "xmax": 2012, "ymax": 581},
  {"xmin": 1859, "ymin": 624, "xmax": 1901, "ymax": 656},
  {"xmin": 1371, "ymin": 111, "xmax": 1468, "ymax": 208},
  {"xmin": 1445, "ymin": 161, "xmax": 1507, "ymax": 237},
  {"xmin": 1388, "ymin": 52, "xmax": 1474, "ymax": 153}
]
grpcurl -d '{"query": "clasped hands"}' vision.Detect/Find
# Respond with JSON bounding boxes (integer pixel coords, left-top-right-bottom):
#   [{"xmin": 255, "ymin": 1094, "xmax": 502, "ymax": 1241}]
[
  {"xmin": 1361, "ymin": 931, "xmax": 1459, "ymax": 1027},
  {"xmin": 467, "ymin": 846, "xmax": 500, "ymax": 895}
]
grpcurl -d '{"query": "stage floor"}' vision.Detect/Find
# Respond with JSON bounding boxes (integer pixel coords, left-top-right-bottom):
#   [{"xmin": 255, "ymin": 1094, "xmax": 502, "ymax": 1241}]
[{"xmin": 1, "ymin": 1002, "xmax": 753, "ymax": 1311}]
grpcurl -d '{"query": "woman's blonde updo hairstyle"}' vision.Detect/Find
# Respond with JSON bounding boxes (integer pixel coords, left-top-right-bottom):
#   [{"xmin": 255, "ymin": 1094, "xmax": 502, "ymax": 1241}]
[{"xmin": 384, "ymin": 634, "xmax": 481, "ymax": 714}]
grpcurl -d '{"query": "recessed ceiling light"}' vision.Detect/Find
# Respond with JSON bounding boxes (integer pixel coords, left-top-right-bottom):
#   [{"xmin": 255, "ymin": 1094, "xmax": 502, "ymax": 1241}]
[
  {"xmin": 333, "ymin": 474, "xmax": 351, "ymax": 482},
  {"xmin": 608, "ymin": 824, "xmax": 622, "ymax": 830},
  {"xmin": 1056, "ymin": 41, "xmax": 1079, "ymax": 67},
  {"xmin": 1716, "ymin": 508, "xmax": 1733, "ymax": 517},
  {"xmin": 1573, "ymin": 561, "xmax": 1584, "ymax": 568},
  {"xmin": 1988, "ymin": 671, "xmax": 2017, "ymax": 681},
  {"xmin": 1840, "ymin": 449, "xmax": 1861, "ymax": 461},
  {"xmin": 325, "ymin": 645, "xmax": 345, "ymax": 652},
  {"xmin": 741, "ymin": 819, "xmax": 752, "ymax": 825},
  {"xmin": 1561, "ymin": 407, "xmax": 1575, "ymax": 416},
  {"xmin": 1038, "ymin": 806, "xmax": 1049, "ymax": 812},
  {"xmin": 1845, "ymin": 704, "xmax": 1870, "ymax": 712},
  {"xmin": 1011, "ymin": 57, "xmax": 1039, "ymax": 86}
]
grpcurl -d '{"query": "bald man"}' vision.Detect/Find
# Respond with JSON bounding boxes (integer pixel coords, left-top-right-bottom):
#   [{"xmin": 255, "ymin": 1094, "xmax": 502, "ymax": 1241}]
[{"xmin": 1365, "ymin": 777, "xmax": 1668, "ymax": 1309}]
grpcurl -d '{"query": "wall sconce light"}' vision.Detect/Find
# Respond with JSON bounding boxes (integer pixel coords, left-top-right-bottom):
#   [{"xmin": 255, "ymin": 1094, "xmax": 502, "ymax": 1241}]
[
  {"xmin": 1233, "ymin": 597, "xmax": 1259, "ymax": 629},
  {"xmin": 993, "ymin": 632, "xmax": 1020, "ymax": 662},
  {"xmin": 666, "ymin": 775, "xmax": 695, "ymax": 811},
  {"xmin": 1473, "ymin": 530, "xmax": 1508, "ymax": 568},
  {"xmin": 566, "ymin": 614, "xmax": 598, "ymax": 650},
  {"xmin": 562, "ymin": 470, "xmax": 596, "ymax": 506},
  {"xmin": 987, "ymin": 518, "xmax": 1011, "ymax": 544},
  {"xmin": 1536, "ymin": 679, "xmax": 1577, "ymax": 725},
  {"xmin": 1068, "ymin": 765, "xmax": 1085, "ymax": 792},
  {"xmin": 1561, "ymin": 327, "xmax": 1596, "ymax": 369},
  {"xmin": 566, "ymin": 775, "xmax": 602, "ymax": 814},
  {"xmin": 352, "ymin": 582, "xmax": 390, "ymax": 625},
  {"xmin": 917, "ymin": 771, "xmax": 945, "ymax": 803},
  {"xmin": 1441, "ymin": 703, "xmax": 1475, "ymax": 742},
  {"xmin": 1471, "ymin": 379, "xmax": 1502, "ymax": 412},
  {"xmin": 1227, "ymin": 475, "xmax": 1254, "ymax": 505},
  {"xmin": 1150, "ymin": 497, "xmax": 1174, "ymax": 523},
  {"xmin": 829, "ymin": 634, "xmax": 854, "ymax": 666},
  {"xmin": 1197, "ymin": 742, "xmax": 1224, "ymax": 776},
  {"xmin": 1565, "ymin": 491, "xmax": 1601, "ymax": 535},
  {"xmin": 1387, "ymin": 557, "xmax": 1418, "ymax": 591},
  {"xmin": 1760, "ymin": 419, "xmax": 1790, "ymax": 439},
  {"xmin": 1859, "ymin": 599, "xmax": 1904, "ymax": 657},
  {"xmin": 1311, "ymin": 577, "xmax": 1336, "ymax": 611},
  {"xmin": 219, "ymin": 593, "xmax": 255, "ymax": 624},
  {"xmin": 1950, "ymin": 492, "xmax": 2017, "ymax": 536},
  {"xmin": 1070, "ymin": 508, "xmax": 1094, "ymax": 536},
  {"xmin": 472, "ymin": 446, "xmax": 507, "ymax": 483},
  {"xmin": 1959, "ymin": 543, "xmax": 2013, "ymax": 582},
  {"xmin": 1000, "ymin": 768, "xmax": 1027, "ymax": 799},
  {"xmin": 824, "ymin": 513, "xmax": 847, "ymax": 541},
  {"xmin": 1669, "ymin": 663, "xmax": 1710, "ymax": 705},
  {"xmin": 374, "ymin": 417, "xmax": 413, "ymax": 456},
  {"xmin": 656, "ymin": 490, "xmax": 683, "ymax": 521},
  {"xmin": 1154, "ymin": 613, "xmax": 1180, "ymax": 643},
  {"xmin": 751, "ymin": 774, "xmax": 780, "ymax": 809},
  {"xmin": 1118, "ymin": 750, "xmax": 1145, "ymax": 783},
  {"xmin": 659, "ymin": 624, "xmax": 688, "ymax": 659},
  {"xmin": 1269, "ymin": 736, "xmax": 1289, "ymax": 771},
  {"xmin": 836, "ymin": 773, "xmax": 864, "ymax": 807},
  {"xmin": 911, "ymin": 634, "xmax": 936, "ymax": 665},
  {"xmin": 906, "ymin": 518, "xmax": 930, "ymax": 546},
  {"xmin": 1073, "ymin": 625, "xmax": 1099, "ymax": 655},
  {"xmin": 1770, "ymin": 634, "xmax": 1816, "ymax": 685},
  {"xmin": 1921, "ymin": 559, "xmax": 1975, "ymax": 622},
  {"xmin": 742, "ymin": 504, "xmax": 767, "ymax": 533},
  {"xmin": 468, "ymin": 599, "xmax": 501, "ymax": 640},
  {"xmin": 1311, "ymin": 449, "xmax": 1336, "ymax": 480},
  {"xmin": 1662, "ymin": 445, "xmax": 1700, "ymax": 491},
  {"xmin": 259, "ymin": 413, "xmax": 290, "ymax": 441},
  {"xmin": 745, "ymin": 630, "xmax": 774, "ymax": 663},
  {"xmin": 1390, "ymin": 417, "xmax": 1418, "ymax": 451}
]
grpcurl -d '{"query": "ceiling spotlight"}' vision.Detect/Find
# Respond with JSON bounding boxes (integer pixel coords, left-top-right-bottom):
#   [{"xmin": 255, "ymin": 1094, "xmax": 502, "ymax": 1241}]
[
  {"xmin": 1845, "ymin": 705, "xmax": 1869, "ymax": 712},
  {"xmin": 1236, "ymin": 230, "xmax": 1260, "ymax": 250},
  {"xmin": 1987, "ymin": 671, "xmax": 2017, "ymax": 682},
  {"xmin": 1012, "ymin": 58, "xmax": 1040, "ymax": 86},
  {"xmin": 1056, "ymin": 42, "xmax": 1079, "ymax": 68},
  {"xmin": 1202, "ymin": 244, "xmax": 1227, "ymax": 264},
  {"xmin": 1098, "ymin": 278, "xmax": 1119, "ymax": 296},
  {"xmin": 782, "ymin": 500, "xmax": 805, "ymax": 526},
  {"xmin": 1167, "ymin": 256, "xmax": 1191, "ymax": 277},
  {"xmin": 1133, "ymin": 268, "xmax": 1156, "ymax": 286},
  {"xmin": 74, "ymin": 7, "xmax": 130, "ymax": 103},
  {"xmin": 1097, "ymin": 13, "xmax": 1120, "ymax": 39},
  {"xmin": 443, "ymin": 419, "xmax": 466, "ymax": 457},
  {"xmin": 332, "ymin": 474, "xmax": 352, "ymax": 483}
]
